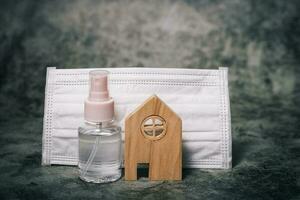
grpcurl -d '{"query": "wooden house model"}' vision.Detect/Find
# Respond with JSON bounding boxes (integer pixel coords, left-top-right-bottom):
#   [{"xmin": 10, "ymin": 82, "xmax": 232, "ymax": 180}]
[{"xmin": 125, "ymin": 95, "xmax": 182, "ymax": 181}]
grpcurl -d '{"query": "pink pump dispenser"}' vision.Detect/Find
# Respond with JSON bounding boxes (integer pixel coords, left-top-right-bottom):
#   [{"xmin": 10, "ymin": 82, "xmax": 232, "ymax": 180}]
[{"xmin": 84, "ymin": 70, "xmax": 114, "ymax": 123}]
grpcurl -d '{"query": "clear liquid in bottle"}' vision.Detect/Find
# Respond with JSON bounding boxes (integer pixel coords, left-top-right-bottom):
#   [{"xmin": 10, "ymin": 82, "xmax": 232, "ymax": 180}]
[{"xmin": 78, "ymin": 122, "xmax": 122, "ymax": 183}]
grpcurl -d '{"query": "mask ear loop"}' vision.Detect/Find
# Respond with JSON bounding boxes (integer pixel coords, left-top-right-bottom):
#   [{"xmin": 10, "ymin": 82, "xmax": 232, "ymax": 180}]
[{"xmin": 81, "ymin": 123, "xmax": 102, "ymax": 178}]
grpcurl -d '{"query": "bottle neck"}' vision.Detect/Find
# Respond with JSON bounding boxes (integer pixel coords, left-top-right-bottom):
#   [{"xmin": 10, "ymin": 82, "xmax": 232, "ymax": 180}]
[{"xmin": 84, "ymin": 120, "xmax": 114, "ymax": 128}]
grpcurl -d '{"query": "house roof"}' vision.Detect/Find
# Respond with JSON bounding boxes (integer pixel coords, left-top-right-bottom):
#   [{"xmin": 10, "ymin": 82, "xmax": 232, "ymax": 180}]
[{"xmin": 125, "ymin": 95, "xmax": 181, "ymax": 121}]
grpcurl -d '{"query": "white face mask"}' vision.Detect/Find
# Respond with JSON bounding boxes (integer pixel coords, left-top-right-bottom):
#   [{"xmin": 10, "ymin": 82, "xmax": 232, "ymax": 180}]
[{"xmin": 42, "ymin": 67, "xmax": 231, "ymax": 169}]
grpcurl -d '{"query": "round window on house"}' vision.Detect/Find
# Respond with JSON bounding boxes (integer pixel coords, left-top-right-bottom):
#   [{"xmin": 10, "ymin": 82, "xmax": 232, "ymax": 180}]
[{"xmin": 140, "ymin": 115, "xmax": 167, "ymax": 140}]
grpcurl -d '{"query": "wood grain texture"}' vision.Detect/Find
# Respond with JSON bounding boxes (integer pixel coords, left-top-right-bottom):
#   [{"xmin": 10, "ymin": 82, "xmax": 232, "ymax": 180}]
[{"xmin": 125, "ymin": 95, "xmax": 182, "ymax": 181}]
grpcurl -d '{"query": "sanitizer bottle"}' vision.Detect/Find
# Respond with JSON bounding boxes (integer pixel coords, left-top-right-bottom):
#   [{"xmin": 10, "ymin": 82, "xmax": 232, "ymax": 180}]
[{"xmin": 78, "ymin": 70, "xmax": 121, "ymax": 183}]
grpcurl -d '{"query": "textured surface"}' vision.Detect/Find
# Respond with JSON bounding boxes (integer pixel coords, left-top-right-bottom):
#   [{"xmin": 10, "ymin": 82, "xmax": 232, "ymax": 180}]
[{"xmin": 0, "ymin": 0, "xmax": 299, "ymax": 199}]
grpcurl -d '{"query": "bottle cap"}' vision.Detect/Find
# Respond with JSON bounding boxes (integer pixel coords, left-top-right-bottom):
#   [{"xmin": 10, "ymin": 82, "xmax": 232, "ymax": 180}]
[{"xmin": 84, "ymin": 70, "xmax": 114, "ymax": 122}]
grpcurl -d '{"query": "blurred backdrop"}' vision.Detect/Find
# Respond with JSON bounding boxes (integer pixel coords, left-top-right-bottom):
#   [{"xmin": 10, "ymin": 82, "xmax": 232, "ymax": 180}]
[
  {"xmin": 0, "ymin": 0, "xmax": 299, "ymax": 199},
  {"xmin": 1, "ymin": 0, "xmax": 299, "ymax": 119}
]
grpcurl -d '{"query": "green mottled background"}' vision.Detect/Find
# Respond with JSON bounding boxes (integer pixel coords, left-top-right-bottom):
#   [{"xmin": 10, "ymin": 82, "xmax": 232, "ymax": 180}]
[{"xmin": 0, "ymin": 0, "xmax": 299, "ymax": 199}]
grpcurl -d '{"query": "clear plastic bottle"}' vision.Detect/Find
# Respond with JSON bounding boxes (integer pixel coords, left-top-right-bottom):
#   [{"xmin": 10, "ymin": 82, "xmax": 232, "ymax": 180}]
[
  {"xmin": 78, "ymin": 121, "xmax": 121, "ymax": 183},
  {"xmin": 78, "ymin": 70, "xmax": 122, "ymax": 183}
]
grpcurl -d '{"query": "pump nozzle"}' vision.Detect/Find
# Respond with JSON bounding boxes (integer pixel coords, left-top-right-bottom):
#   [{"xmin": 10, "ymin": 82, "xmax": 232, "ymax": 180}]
[
  {"xmin": 84, "ymin": 70, "xmax": 114, "ymax": 123},
  {"xmin": 89, "ymin": 70, "xmax": 109, "ymax": 101}
]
